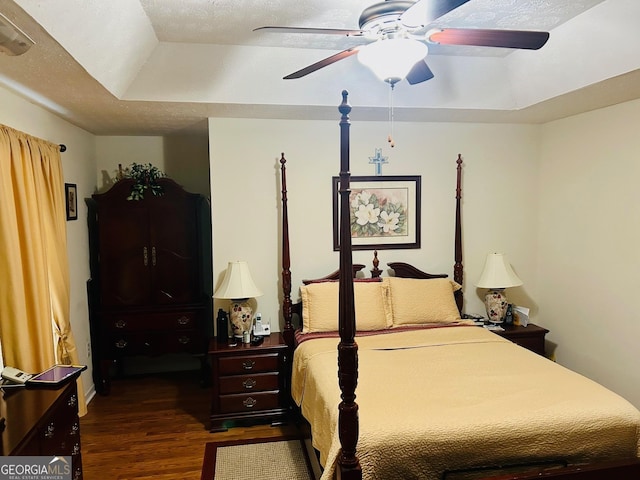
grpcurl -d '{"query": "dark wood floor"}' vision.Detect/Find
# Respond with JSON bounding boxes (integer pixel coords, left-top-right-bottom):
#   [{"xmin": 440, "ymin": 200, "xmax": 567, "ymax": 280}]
[{"xmin": 80, "ymin": 370, "xmax": 300, "ymax": 480}]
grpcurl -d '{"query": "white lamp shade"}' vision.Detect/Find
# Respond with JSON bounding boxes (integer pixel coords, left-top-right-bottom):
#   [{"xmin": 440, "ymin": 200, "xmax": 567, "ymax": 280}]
[
  {"xmin": 213, "ymin": 261, "xmax": 263, "ymax": 299},
  {"xmin": 358, "ymin": 38, "xmax": 428, "ymax": 84},
  {"xmin": 475, "ymin": 253, "xmax": 523, "ymax": 289}
]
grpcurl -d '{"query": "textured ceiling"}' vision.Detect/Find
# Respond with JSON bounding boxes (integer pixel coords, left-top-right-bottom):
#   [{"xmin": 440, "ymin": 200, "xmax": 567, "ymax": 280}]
[
  {"xmin": 0, "ymin": 0, "xmax": 639, "ymax": 135},
  {"xmin": 141, "ymin": 0, "xmax": 598, "ymax": 51}
]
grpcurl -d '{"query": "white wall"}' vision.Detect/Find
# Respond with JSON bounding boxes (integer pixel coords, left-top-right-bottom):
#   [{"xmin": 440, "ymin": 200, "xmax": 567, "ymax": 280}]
[
  {"xmin": 95, "ymin": 134, "xmax": 210, "ymax": 196},
  {"xmin": 0, "ymin": 86, "xmax": 97, "ymax": 400},
  {"xmin": 538, "ymin": 99, "xmax": 640, "ymax": 407},
  {"xmin": 164, "ymin": 133, "xmax": 210, "ymax": 197},
  {"xmin": 5, "ymin": 79, "xmax": 639, "ymax": 412},
  {"xmin": 209, "ymin": 116, "xmax": 541, "ymax": 334},
  {"xmin": 95, "ymin": 136, "xmax": 164, "ymax": 192}
]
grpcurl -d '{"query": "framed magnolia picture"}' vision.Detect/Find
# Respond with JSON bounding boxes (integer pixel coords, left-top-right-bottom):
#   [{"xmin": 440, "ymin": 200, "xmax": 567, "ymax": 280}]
[{"xmin": 332, "ymin": 175, "xmax": 421, "ymax": 251}]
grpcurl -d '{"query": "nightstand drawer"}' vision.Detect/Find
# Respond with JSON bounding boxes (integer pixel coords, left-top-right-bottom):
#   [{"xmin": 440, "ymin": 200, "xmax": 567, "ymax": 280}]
[
  {"xmin": 494, "ymin": 323, "xmax": 549, "ymax": 357},
  {"xmin": 218, "ymin": 353, "xmax": 280, "ymax": 375},
  {"xmin": 219, "ymin": 372, "xmax": 280, "ymax": 394},
  {"xmin": 510, "ymin": 335, "xmax": 545, "ymax": 355},
  {"xmin": 218, "ymin": 391, "xmax": 280, "ymax": 414}
]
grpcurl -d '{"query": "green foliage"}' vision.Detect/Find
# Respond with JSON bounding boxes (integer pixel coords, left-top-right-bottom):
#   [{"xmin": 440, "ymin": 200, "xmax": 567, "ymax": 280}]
[{"xmin": 125, "ymin": 163, "xmax": 166, "ymax": 201}]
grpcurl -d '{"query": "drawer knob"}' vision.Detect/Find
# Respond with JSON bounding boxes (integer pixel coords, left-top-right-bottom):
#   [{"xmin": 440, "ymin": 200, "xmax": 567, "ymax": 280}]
[
  {"xmin": 115, "ymin": 319, "xmax": 127, "ymax": 329},
  {"xmin": 115, "ymin": 339, "xmax": 128, "ymax": 349},
  {"xmin": 178, "ymin": 335, "xmax": 190, "ymax": 344},
  {"xmin": 243, "ymin": 378, "xmax": 257, "ymax": 389},
  {"xmin": 177, "ymin": 316, "xmax": 190, "ymax": 326},
  {"xmin": 242, "ymin": 359, "xmax": 255, "ymax": 370},
  {"xmin": 243, "ymin": 397, "xmax": 257, "ymax": 408}
]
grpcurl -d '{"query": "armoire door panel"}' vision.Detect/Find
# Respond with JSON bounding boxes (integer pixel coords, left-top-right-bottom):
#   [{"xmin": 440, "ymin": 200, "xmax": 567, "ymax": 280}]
[
  {"xmin": 97, "ymin": 204, "xmax": 153, "ymax": 306},
  {"xmin": 149, "ymin": 199, "xmax": 199, "ymax": 305}
]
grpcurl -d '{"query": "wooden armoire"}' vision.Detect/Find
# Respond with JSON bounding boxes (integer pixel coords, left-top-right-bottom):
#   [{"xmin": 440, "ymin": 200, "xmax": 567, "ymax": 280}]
[{"xmin": 86, "ymin": 178, "xmax": 212, "ymax": 395}]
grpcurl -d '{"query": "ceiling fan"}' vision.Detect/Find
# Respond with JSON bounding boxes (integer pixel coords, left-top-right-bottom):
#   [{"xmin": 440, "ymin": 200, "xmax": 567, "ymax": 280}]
[{"xmin": 254, "ymin": 0, "xmax": 550, "ymax": 85}]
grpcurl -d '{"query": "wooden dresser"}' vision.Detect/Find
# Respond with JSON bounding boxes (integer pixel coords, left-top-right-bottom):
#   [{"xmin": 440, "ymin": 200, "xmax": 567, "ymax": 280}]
[
  {"xmin": 87, "ymin": 178, "xmax": 212, "ymax": 394},
  {"xmin": 209, "ymin": 334, "xmax": 289, "ymax": 432},
  {"xmin": 1, "ymin": 382, "xmax": 82, "ymax": 479}
]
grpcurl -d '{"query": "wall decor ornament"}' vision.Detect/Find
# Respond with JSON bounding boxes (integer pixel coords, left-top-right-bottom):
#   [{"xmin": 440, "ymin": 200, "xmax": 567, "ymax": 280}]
[{"xmin": 332, "ymin": 175, "xmax": 421, "ymax": 250}]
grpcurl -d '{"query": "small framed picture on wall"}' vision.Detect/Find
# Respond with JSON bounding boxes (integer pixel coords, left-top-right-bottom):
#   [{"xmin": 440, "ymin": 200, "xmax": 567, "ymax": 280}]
[{"xmin": 65, "ymin": 183, "xmax": 78, "ymax": 221}]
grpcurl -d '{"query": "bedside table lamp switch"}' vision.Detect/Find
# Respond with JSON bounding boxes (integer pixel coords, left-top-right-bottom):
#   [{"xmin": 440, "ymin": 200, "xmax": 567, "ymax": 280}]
[
  {"xmin": 213, "ymin": 261, "xmax": 263, "ymax": 339},
  {"xmin": 475, "ymin": 253, "xmax": 523, "ymax": 324}
]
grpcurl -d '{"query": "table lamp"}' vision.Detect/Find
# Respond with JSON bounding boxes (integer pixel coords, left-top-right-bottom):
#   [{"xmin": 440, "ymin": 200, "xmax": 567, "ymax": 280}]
[
  {"xmin": 475, "ymin": 253, "xmax": 523, "ymax": 324},
  {"xmin": 213, "ymin": 261, "xmax": 263, "ymax": 338}
]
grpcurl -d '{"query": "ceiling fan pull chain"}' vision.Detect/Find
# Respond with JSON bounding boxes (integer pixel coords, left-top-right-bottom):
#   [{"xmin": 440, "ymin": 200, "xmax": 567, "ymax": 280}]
[{"xmin": 388, "ymin": 83, "xmax": 395, "ymax": 148}]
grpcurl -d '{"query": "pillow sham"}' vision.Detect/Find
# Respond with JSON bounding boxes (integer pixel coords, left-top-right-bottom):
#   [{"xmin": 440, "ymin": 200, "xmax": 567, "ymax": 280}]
[
  {"xmin": 300, "ymin": 281, "xmax": 392, "ymax": 333},
  {"xmin": 384, "ymin": 277, "xmax": 464, "ymax": 326}
]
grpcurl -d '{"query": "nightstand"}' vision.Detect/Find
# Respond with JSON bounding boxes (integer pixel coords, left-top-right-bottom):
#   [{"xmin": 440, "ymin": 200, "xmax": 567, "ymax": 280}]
[
  {"xmin": 493, "ymin": 323, "xmax": 549, "ymax": 356},
  {"xmin": 208, "ymin": 333, "xmax": 289, "ymax": 432}
]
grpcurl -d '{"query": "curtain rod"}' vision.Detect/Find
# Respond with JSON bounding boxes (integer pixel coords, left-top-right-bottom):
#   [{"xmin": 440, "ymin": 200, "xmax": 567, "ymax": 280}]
[{"xmin": 59, "ymin": 144, "xmax": 66, "ymax": 152}]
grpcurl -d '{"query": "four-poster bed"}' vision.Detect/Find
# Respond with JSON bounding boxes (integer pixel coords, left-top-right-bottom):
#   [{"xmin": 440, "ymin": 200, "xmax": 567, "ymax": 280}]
[{"xmin": 278, "ymin": 91, "xmax": 640, "ymax": 479}]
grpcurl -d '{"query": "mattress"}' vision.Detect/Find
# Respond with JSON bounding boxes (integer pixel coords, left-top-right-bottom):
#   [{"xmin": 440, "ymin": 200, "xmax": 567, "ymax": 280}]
[{"xmin": 291, "ymin": 326, "xmax": 640, "ymax": 479}]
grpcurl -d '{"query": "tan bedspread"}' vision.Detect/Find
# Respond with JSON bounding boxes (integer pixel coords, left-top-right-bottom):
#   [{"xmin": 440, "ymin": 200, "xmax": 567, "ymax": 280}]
[{"xmin": 291, "ymin": 326, "xmax": 640, "ymax": 479}]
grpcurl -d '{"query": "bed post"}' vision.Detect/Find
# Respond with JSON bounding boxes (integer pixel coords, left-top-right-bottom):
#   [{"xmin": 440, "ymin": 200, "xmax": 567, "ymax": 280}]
[
  {"xmin": 280, "ymin": 153, "xmax": 294, "ymax": 349},
  {"xmin": 336, "ymin": 90, "xmax": 362, "ymax": 480},
  {"xmin": 454, "ymin": 154, "xmax": 463, "ymax": 313}
]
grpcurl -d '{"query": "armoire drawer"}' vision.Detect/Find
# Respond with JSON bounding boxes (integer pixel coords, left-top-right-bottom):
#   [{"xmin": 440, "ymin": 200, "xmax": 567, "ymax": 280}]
[
  {"xmin": 108, "ymin": 330, "xmax": 200, "ymax": 355},
  {"xmin": 103, "ymin": 310, "xmax": 201, "ymax": 332}
]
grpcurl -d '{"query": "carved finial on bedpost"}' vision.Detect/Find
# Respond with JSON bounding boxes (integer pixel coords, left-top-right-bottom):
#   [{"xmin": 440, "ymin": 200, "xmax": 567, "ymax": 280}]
[
  {"xmin": 371, "ymin": 250, "xmax": 382, "ymax": 278},
  {"xmin": 454, "ymin": 154, "xmax": 464, "ymax": 313},
  {"xmin": 339, "ymin": 90, "xmax": 351, "ymax": 117},
  {"xmin": 280, "ymin": 153, "xmax": 294, "ymax": 349}
]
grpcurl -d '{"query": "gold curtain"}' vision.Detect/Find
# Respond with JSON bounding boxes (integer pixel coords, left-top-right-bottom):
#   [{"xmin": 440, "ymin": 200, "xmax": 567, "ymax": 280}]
[{"xmin": 0, "ymin": 125, "xmax": 86, "ymax": 416}]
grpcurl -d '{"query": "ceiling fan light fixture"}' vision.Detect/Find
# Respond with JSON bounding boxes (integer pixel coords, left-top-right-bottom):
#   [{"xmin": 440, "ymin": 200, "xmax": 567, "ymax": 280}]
[{"xmin": 358, "ymin": 37, "xmax": 427, "ymax": 84}]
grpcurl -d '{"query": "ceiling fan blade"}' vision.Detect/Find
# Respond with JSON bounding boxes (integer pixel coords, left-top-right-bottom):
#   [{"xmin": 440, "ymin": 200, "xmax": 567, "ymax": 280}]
[
  {"xmin": 401, "ymin": 0, "xmax": 471, "ymax": 29},
  {"xmin": 254, "ymin": 26, "xmax": 364, "ymax": 37},
  {"xmin": 406, "ymin": 60, "xmax": 435, "ymax": 85},
  {"xmin": 283, "ymin": 47, "xmax": 361, "ymax": 79},
  {"xmin": 428, "ymin": 28, "xmax": 550, "ymax": 50}
]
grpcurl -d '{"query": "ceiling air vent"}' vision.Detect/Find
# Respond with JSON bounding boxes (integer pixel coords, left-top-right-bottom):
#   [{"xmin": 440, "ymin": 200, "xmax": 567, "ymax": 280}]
[{"xmin": 0, "ymin": 13, "xmax": 34, "ymax": 56}]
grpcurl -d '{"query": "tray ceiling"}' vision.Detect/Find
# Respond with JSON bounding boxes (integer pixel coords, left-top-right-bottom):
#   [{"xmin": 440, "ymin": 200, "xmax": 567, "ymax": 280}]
[{"xmin": 0, "ymin": 0, "xmax": 639, "ymax": 135}]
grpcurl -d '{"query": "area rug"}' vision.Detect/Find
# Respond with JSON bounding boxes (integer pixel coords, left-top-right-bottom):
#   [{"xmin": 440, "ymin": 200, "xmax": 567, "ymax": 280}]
[{"xmin": 201, "ymin": 434, "xmax": 315, "ymax": 480}]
